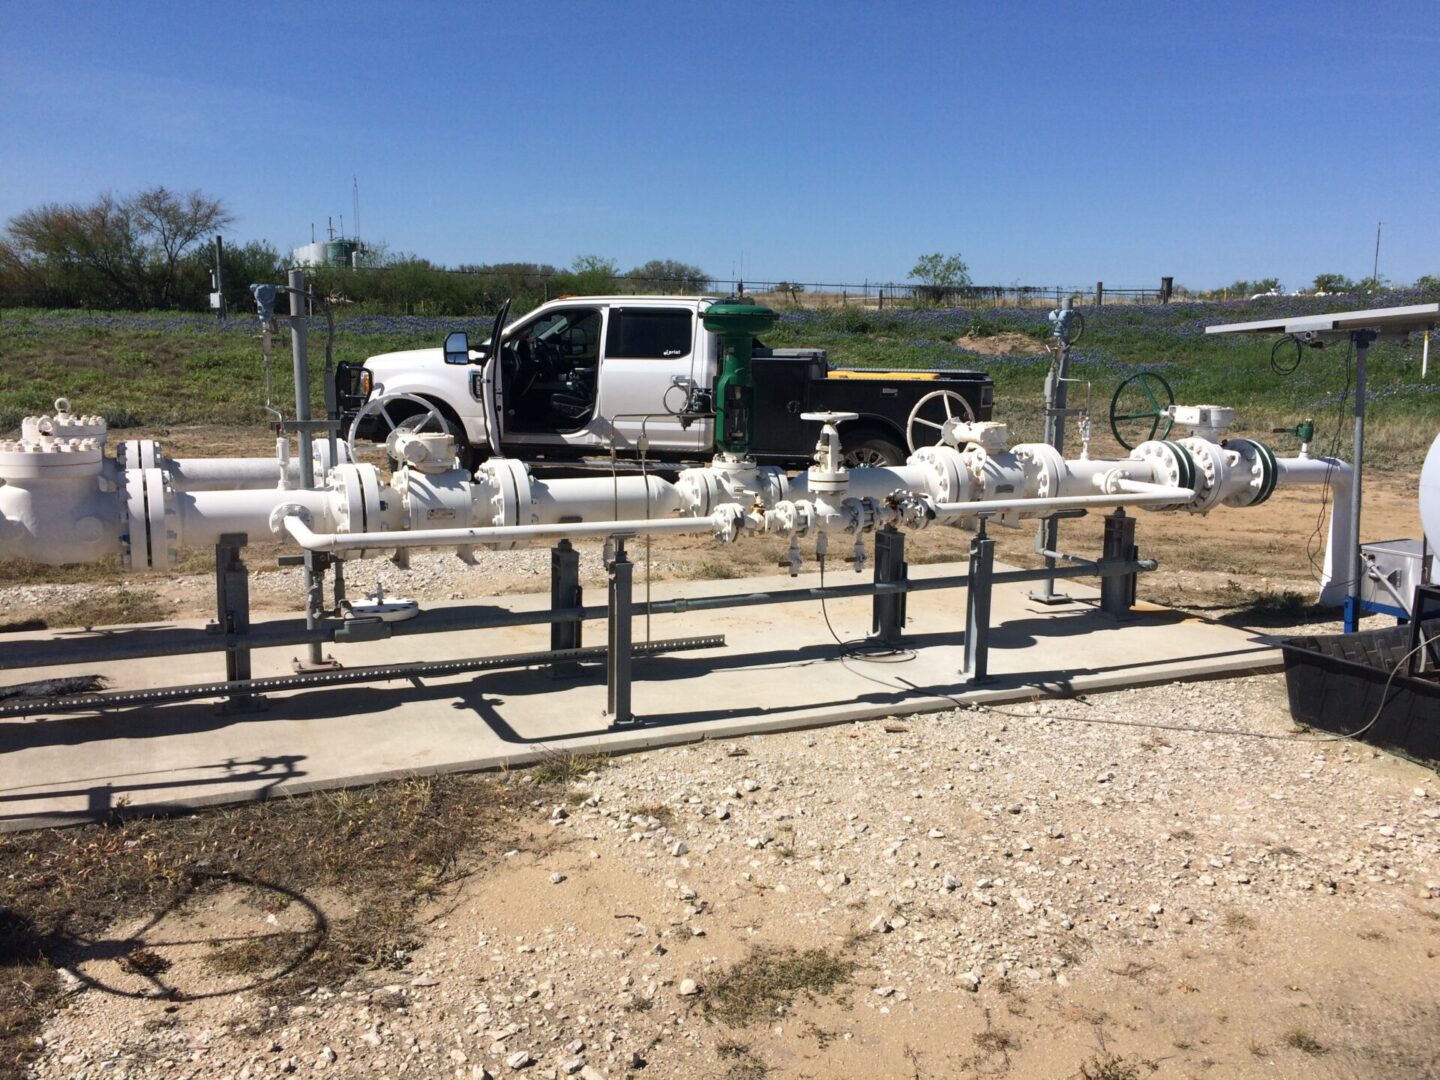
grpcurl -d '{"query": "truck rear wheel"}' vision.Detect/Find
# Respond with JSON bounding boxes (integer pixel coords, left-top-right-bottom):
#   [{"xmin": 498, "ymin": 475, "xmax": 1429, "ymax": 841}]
[{"xmin": 842, "ymin": 434, "xmax": 905, "ymax": 468}]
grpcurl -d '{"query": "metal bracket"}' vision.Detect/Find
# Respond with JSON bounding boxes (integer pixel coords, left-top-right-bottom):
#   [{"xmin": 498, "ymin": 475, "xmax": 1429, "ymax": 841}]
[
  {"xmin": 606, "ymin": 537, "xmax": 634, "ymax": 724},
  {"xmin": 964, "ymin": 521, "xmax": 996, "ymax": 683}
]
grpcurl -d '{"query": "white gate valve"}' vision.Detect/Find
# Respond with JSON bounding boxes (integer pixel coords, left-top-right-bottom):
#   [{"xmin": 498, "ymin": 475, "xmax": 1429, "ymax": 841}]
[{"xmin": 802, "ymin": 411, "xmax": 858, "ymax": 495}]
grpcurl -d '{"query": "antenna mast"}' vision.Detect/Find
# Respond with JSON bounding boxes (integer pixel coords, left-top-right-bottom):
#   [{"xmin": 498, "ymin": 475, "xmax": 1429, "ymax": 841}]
[{"xmin": 1373, "ymin": 220, "xmax": 1383, "ymax": 282}]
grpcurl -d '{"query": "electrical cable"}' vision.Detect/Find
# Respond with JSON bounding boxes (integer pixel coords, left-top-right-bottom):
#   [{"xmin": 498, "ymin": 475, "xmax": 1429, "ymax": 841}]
[
  {"xmin": 1270, "ymin": 334, "xmax": 1304, "ymax": 375},
  {"xmin": 816, "ymin": 554, "xmax": 917, "ymax": 663},
  {"xmin": 981, "ymin": 630, "xmax": 1433, "ymax": 745}
]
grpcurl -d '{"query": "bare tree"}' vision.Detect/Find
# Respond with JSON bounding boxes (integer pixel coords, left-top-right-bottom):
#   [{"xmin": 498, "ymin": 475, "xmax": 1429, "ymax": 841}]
[
  {"xmin": 131, "ymin": 187, "xmax": 232, "ymax": 306},
  {"xmin": 1, "ymin": 186, "xmax": 232, "ymax": 308}
]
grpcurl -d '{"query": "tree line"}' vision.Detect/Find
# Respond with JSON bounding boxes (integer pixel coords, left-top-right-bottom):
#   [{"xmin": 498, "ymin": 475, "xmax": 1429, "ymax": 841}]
[
  {"xmin": 4, "ymin": 187, "xmax": 1434, "ymax": 315},
  {"xmin": 0, "ymin": 187, "xmax": 709, "ymax": 315}
]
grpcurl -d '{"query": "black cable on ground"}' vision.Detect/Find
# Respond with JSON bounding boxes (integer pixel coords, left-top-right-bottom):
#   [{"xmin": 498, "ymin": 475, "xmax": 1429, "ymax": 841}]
[{"xmin": 816, "ymin": 555, "xmax": 916, "ymax": 663}]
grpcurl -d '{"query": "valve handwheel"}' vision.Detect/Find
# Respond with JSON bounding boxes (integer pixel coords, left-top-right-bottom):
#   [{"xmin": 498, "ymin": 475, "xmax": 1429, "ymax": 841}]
[
  {"xmin": 905, "ymin": 389, "xmax": 975, "ymax": 453},
  {"xmin": 346, "ymin": 391, "xmax": 455, "ymax": 456},
  {"xmin": 1108, "ymin": 372, "xmax": 1175, "ymax": 451}
]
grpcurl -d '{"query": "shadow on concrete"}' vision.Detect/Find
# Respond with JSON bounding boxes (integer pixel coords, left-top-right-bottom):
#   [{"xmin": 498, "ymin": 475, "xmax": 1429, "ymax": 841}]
[{"xmin": 0, "ymin": 755, "xmax": 307, "ymax": 827}]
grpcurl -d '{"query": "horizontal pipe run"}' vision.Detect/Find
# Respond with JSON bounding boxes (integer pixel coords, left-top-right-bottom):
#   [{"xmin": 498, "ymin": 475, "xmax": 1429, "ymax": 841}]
[
  {"xmin": 933, "ymin": 489, "xmax": 1194, "ymax": 517},
  {"xmin": 284, "ymin": 514, "xmax": 715, "ymax": 552},
  {"xmin": 1113, "ymin": 479, "xmax": 1187, "ymax": 496}
]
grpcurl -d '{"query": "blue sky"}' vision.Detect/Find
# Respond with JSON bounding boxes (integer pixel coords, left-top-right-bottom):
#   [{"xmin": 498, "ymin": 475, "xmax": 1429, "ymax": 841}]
[{"xmin": 1, "ymin": 1, "xmax": 1435, "ymax": 291}]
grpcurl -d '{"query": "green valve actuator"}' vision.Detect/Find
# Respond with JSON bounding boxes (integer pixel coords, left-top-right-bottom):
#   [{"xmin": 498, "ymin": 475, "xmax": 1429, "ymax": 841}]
[
  {"xmin": 702, "ymin": 300, "xmax": 778, "ymax": 456},
  {"xmin": 1271, "ymin": 418, "xmax": 1316, "ymax": 443}
]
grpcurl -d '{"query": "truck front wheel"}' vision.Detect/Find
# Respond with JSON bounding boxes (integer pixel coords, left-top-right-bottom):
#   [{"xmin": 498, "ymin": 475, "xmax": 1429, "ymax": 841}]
[{"xmin": 841, "ymin": 434, "xmax": 905, "ymax": 469}]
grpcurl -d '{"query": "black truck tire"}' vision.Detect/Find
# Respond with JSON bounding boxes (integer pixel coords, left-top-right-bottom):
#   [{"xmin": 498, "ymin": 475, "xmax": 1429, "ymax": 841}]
[{"xmin": 842, "ymin": 433, "xmax": 905, "ymax": 468}]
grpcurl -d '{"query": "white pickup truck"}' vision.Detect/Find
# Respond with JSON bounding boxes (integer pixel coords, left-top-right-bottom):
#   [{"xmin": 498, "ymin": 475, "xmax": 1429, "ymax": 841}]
[{"xmin": 339, "ymin": 295, "xmax": 994, "ymax": 470}]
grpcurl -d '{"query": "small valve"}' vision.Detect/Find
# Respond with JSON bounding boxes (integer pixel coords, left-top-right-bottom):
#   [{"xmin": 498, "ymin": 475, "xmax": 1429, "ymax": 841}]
[
  {"xmin": 786, "ymin": 534, "xmax": 802, "ymax": 577},
  {"xmin": 801, "ymin": 411, "xmax": 859, "ymax": 495},
  {"xmin": 851, "ymin": 536, "xmax": 866, "ymax": 573},
  {"xmin": 1271, "ymin": 419, "xmax": 1316, "ymax": 443}
]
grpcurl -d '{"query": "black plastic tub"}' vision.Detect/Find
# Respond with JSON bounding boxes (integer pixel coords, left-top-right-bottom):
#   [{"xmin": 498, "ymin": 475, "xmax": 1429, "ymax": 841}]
[{"xmin": 1280, "ymin": 619, "xmax": 1440, "ymax": 763}]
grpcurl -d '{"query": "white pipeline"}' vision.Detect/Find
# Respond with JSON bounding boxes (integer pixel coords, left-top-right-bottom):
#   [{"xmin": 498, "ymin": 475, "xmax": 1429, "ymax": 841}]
[
  {"xmin": 531, "ymin": 475, "xmax": 681, "ymax": 524},
  {"xmin": 1276, "ymin": 456, "xmax": 1353, "ymax": 606},
  {"xmin": 0, "ymin": 398, "xmax": 1372, "ymax": 612},
  {"xmin": 283, "ymin": 512, "xmax": 718, "ymax": 553},
  {"xmin": 932, "ymin": 489, "xmax": 1195, "ymax": 521}
]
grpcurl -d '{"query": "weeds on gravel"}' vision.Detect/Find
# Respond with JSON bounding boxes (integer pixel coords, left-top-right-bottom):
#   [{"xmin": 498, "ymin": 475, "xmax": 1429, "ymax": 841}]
[
  {"xmin": 0, "ymin": 772, "xmax": 522, "ymax": 1079},
  {"xmin": 1283, "ymin": 1027, "xmax": 1327, "ymax": 1056},
  {"xmin": 1077, "ymin": 1053, "xmax": 1148, "ymax": 1080},
  {"xmin": 44, "ymin": 587, "xmax": 170, "ymax": 629},
  {"xmin": 715, "ymin": 1041, "xmax": 768, "ymax": 1079},
  {"xmin": 706, "ymin": 945, "xmax": 854, "ymax": 1026},
  {"xmin": 527, "ymin": 749, "xmax": 608, "ymax": 786},
  {"xmin": 973, "ymin": 1028, "xmax": 1019, "ymax": 1053}
]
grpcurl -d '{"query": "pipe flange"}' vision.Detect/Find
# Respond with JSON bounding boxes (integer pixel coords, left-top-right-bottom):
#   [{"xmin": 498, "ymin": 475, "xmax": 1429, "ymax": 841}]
[
  {"xmin": 1094, "ymin": 468, "xmax": 1133, "ymax": 496},
  {"xmin": 711, "ymin": 504, "xmax": 744, "ymax": 543},
  {"xmin": 675, "ymin": 468, "xmax": 721, "ymax": 518},
  {"xmin": 117, "ymin": 439, "xmax": 163, "ymax": 472},
  {"xmin": 1131, "ymin": 440, "xmax": 1197, "ymax": 511},
  {"xmin": 269, "ymin": 502, "xmax": 313, "ymax": 538},
  {"xmin": 1220, "ymin": 438, "xmax": 1279, "ymax": 508},
  {"xmin": 1178, "ymin": 437, "xmax": 1224, "ymax": 513},
  {"xmin": 328, "ymin": 463, "xmax": 385, "ymax": 557},
  {"xmin": 961, "ymin": 446, "xmax": 989, "ymax": 500},
  {"xmin": 118, "ymin": 467, "xmax": 174, "ymax": 570},
  {"xmin": 906, "ymin": 445, "xmax": 968, "ymax": 504},
  {"xmin": 477, "ymin": 457, "xmax": 533, "ymax": 527},
  {"xmin": 1015, "ymin": 443, "xmax": 1064, "ymax": 499}
]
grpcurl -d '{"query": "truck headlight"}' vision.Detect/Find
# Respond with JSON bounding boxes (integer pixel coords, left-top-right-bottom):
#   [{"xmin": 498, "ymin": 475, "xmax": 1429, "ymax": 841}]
[{"xmin": 359, "ymin": 369, "xmax": 373, "ymax": 397}]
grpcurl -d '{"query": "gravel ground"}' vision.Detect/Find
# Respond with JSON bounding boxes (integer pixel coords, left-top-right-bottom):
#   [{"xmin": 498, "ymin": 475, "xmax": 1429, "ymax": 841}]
[{"xmin": 27, "ymin": 672, "xmax": 1440, "ymax": 1079}]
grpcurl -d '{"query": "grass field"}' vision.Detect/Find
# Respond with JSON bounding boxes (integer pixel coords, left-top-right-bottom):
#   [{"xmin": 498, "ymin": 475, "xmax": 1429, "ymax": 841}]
[{"xmin": 3, "ymin": 294, "xmax": 1434, "ymax": 470}]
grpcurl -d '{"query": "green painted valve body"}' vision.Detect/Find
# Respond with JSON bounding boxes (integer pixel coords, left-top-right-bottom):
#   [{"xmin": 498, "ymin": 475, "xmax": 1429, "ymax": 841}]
[{"xmin": 702, "ymin": 301, "xmax": 778, "ymax": 456}]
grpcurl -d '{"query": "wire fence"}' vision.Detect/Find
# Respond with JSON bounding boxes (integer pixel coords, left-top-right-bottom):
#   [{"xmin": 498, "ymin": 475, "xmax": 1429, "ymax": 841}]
[{"xmin": 301, "ymin": 260, "xmax": 1182, "ymax": 312}]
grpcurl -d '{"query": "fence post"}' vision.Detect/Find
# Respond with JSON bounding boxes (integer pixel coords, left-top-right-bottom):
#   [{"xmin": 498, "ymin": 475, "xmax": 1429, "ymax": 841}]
[
  {"xmin": 1095, "ymin": 281, "xmax": 1103, "ymax": 307},
  {"xmin": 1160, "ymin": 276, "xmax": 1173, "ymax": 304}
]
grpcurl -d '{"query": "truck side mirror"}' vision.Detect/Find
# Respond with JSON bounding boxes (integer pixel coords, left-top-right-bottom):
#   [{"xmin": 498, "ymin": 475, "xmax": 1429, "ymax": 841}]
[{"xmin": 443, "ymin": 331, "xmax": 470, "ymax": 365}]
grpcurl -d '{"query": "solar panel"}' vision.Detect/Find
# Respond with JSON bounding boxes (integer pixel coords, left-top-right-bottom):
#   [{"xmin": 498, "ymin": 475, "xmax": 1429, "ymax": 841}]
[{"xmin": 1204, "ymin": 302, "xmax": 1440, "ymax": 337}]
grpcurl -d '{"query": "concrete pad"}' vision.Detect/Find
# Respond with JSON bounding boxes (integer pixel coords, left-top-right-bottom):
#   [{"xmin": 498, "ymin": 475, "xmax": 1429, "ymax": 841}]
[{"xmin": 0, "ymin": 561, "xmax": 1281, "ymax": 829}]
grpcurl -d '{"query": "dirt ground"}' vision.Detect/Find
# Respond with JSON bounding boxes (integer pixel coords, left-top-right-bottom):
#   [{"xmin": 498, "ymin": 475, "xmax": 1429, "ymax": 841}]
[{"xmin": 25, "ymin": 678, "xmax": 1440, "ymax": 1079}]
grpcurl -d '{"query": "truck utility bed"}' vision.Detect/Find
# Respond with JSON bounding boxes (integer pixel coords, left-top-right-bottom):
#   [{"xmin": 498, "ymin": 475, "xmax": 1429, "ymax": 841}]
[{"xmin": 750, "ymin": 348, "xmax": 993, "ymax": 465}]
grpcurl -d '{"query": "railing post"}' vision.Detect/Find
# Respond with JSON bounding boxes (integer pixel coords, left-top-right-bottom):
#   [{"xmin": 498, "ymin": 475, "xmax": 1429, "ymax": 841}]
[
  {"xmin": 213, "ymin": 532, "xmax": 261, "ymax": 712},
  {"xmin": 550, "ymin": 539, "xmax": 583, "ymax": 677},
  {"xmin": 606, "ymin": 537, "xmax": 634, "ymax": 724},
  {"xmin": 871, "ymin": 527, "xmax": 907, "ymax": 646},
  {"xmin": 964, "ymin": 520, "xmax": 996, "ymax": 683},
  {"xmin": 1100, "ymin": 510, "xmax": 1138, "ymax": 617}
]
